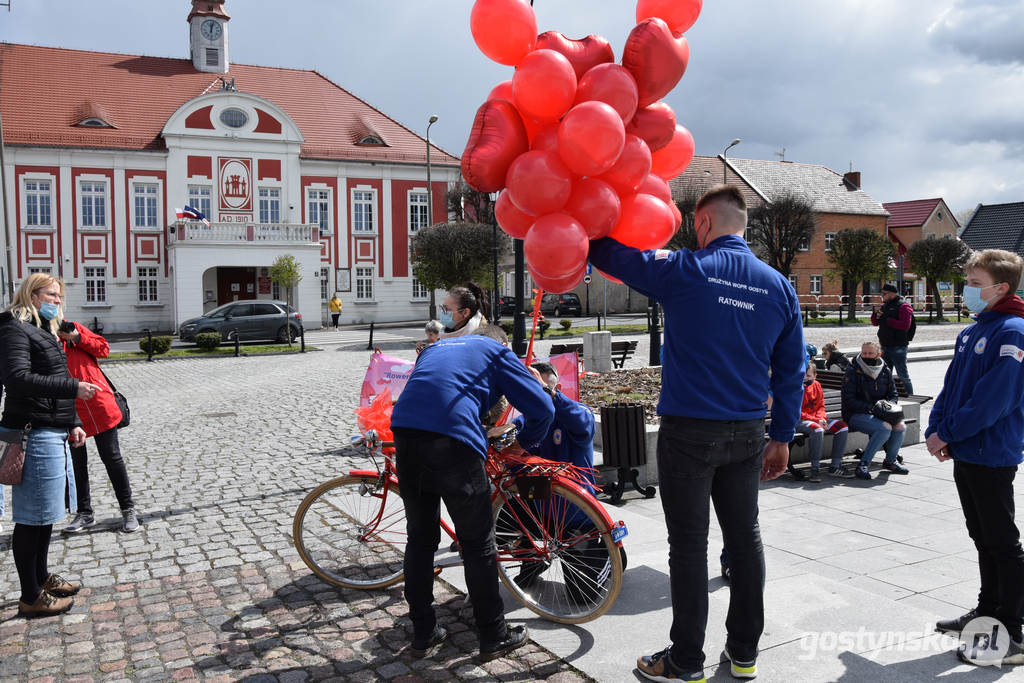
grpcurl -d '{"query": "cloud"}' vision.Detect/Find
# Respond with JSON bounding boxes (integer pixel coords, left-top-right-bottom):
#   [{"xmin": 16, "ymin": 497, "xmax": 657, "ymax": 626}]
[{"xmin": 928, "ymin": 0, "xmax": 1024, "ymax": 65}]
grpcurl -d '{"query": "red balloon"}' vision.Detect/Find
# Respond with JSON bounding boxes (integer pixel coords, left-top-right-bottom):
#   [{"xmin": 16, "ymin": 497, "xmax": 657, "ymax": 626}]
[
  {"xmin": 461, "ymin": 99, "xmax": 529, "ymax": 193},
  {"xmin": 535, "ymin": 31, "xmax": 615, "ymax": 82},
  {"xmin": 513, "ymin": 49, "xmax": 577, "ymax": 123},
  {"xmin": 487, "ymin": 79, "xmax": 515, "ymax": 102},
  {"xmin": 637, "ymin": 173, "xmax": 673, "ymax": 205},
  {"xmin": 636, "ymin": 0, "xmax": 703, "ymax": 34},
  {"xmin": 524, "ymin": 213, "xmax": 589, "ymax": 279},
  {"xmin": 574, "ymin": 63, "xmax": 639, "ymax": 123},
  {"xmin": 622, "ymin": 18, "xmax": 690, "ymax": 107},
  {"xmin": 626, "ymin": 102, "xmax": 677, "ymax": 152},
  {"xmin": 594, "ymin": 267, "xmax": 624, "ymax": 285},
  {"xmin": 531, "ymin": 263, "xmax": 586, "ymax": 294},
  {"xmin": 495, "ymin": 190, "xmax": 535, "ymax": 239},
  {"xmin": 565, "ymin": 178, "xmax": 621, "ymax": 239},
  {"xmin": 597, "ymin": 135, "xmax": 652, "ymax": 195},
  {"xmin": 669, "ymin": 200, "xmax": 682, "ymax": 230},
  {"xmin": 607, "ymin": 193, "xmax": 676, "ymax": 250},
  {"xmin": 505, "ymin": 150, "xmax": 574, "ymax": 216},
  {"xmin": 650, "ymin": 124, "xmax": 695, "ymax": 180},
  {"xmin": 470, "ymin": 0, "xmax": 537, "ymax": 66},
  {"xmin": 530, "ymin": 124, "xmax": 560, "ymax": 153},
  {"xmin": 557, "ymin": 101, "xmax": 625, "ymax": 177}
]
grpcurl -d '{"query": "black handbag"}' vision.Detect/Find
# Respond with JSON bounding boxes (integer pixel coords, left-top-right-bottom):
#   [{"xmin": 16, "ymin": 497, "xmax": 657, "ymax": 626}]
[
  {"xmin": 871, "ymin": 399, "xmax": 904, "ymax": 426},
  {"xmin": 98, "ymin": 368, "xmax": 130, "ymax": 429}
]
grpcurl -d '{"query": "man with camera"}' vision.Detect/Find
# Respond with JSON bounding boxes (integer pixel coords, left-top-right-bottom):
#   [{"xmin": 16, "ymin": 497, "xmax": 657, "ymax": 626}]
[
  {"xmin": 872, "ymin": 283, "xmax": 915, "ymax": 394},
  {"xmin": 841, "ymin": 340, "xmax": 908, "ymax": 480}
]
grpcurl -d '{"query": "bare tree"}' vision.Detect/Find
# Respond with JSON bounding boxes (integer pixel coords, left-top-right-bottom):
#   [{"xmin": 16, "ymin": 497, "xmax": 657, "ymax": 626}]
[
  {"xmin": 666, "ymin": 181, "xmax": 704, "ymax": 251},
  {"xmin": 746, "ymin": 192, "xmax": 817, "ymax": 277}
]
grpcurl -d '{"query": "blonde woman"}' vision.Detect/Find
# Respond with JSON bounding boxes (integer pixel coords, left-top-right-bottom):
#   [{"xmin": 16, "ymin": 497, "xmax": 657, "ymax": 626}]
[{"xmin": 0, "ymin": 273, "xmax": 102, "ymax": 617}]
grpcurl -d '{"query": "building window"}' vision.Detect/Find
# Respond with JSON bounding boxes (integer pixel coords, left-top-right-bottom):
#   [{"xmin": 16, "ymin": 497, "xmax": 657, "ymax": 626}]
[
  {"xmin": 272, "ymin": 281, "xmax": 281, "ymax": 300},
  {"xmin": 25, "ymin": 180, "xmax": 52, "ymax": 227},
  {"xmin": 133, "ymin": 183, "xmax": 159, "ymax": 228},
  {"xmin": 138, "ymin": 266, "xmax": 159, "ymax": 303},
  {"xmin": 409, "ymin": 191, "xmax": 429, "ymax": 232},
  {"xmin": 810, "ymin": 274, "xmax": 822, "ymax": 295},
  {"xmin": 205, "ymin": 48, "xmax": 219, "ymax": 67},
  {"xmin": 355, "ymin": 266, "xmax": 374, "ymax": 301},
  {"xmin": 28, "ymin": 267, "xmax": 51, "ymax": 275},
  {"xmin": 320, "ymin": 268, "xmax": 330, "ymax": 301},
  {"xmin": 824, "ymin": 232, "xmax": 836, "ymax": 252},
  {"xmin": 219, "ymin": 108, "xmax": 247, "ymax": 128},
  {"xmin": 927, "ymin": 233, "xmax": 936, "ymax": 240},
  {"xmin": 85, "ymin": 267, "xmax": 106, "ymax": 304},
  {"xmin": 788, "ymin": 274, "xmax": 798, "ymax": 292},
  {"xmin": 188, "ymin": 185, "xmax": 212, "ymax": 221},
  {"xmin": 307, "ymin": 189, "xmax": 331, "ymax": 236},
  {"xmin": 80, "ymin": 181, "xmax": 106, "ymax": 229},
  {"xmin": 412, "ymin": 277, "xmax": 428, "ymax": 301},
  {"xmin": 797, "ymin": 235, "xmax": 810, "ymax": 252},
  {"xmin": 258, "ymin": 187, "xmax": 281, "ymax": 223},
  {"xmin": 352, "ymin": 190, "xmax": 375, "ymax": 233}
]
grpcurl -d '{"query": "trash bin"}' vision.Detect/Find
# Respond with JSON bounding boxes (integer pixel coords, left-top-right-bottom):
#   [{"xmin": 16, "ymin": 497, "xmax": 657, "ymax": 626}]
[{"xmin": 600, "ymin": 403, "xmax": 656, "ymax": 503}]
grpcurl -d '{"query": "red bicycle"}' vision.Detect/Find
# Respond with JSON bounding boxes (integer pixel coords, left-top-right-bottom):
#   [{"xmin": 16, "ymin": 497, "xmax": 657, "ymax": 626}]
[{"xmin": 293, "ymin": 426, "xmax": 628, "ymax": 624}]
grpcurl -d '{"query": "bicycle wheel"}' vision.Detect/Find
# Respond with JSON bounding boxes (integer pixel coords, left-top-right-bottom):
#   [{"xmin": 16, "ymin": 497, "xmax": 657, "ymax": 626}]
[
  {"xmin": 293, "ymin": 475, "xmax": 406, "ymax": 589},
  {"xmin": 493, "ymin": 481, "xmax": 623, "ymax": 624}
]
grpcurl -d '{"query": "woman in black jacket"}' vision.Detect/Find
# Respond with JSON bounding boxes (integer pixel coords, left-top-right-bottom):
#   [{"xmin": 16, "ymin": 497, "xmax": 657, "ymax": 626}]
[
  {"xmin": 841, "ymin": 341, "xmax": 908, "ymax": 481},
  {"xmin": 0, "ymin": 274, "xmax": 102, "ymax": 618}
]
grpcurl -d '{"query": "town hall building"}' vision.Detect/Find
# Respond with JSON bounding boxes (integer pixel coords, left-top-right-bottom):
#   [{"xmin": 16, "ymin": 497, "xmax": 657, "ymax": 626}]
[{"xmin": 0, "ymin": 0, "xmax": 460, "ymax": 333}]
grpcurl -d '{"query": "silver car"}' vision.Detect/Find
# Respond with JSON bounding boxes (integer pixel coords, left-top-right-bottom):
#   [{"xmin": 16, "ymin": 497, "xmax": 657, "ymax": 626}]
[{"xmin": 178, "ymin": 300, "xmax": 302, "ymax": 343}]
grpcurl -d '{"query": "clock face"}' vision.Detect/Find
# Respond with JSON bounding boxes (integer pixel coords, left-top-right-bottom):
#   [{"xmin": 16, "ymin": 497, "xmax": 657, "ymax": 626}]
[{"xmin": 201, "ymin": 19, "xmax": 222, "ymax": 40}]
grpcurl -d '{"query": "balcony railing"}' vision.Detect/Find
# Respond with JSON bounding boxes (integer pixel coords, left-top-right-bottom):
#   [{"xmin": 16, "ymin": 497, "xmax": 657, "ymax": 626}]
[{"xmin": 168, "ymin": 221, "xmax": 319, "ymax": 244}]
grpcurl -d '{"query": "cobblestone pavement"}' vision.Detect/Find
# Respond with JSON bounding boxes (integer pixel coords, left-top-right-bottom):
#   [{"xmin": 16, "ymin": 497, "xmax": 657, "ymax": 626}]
[{"xmin": 0, "ymin": 350, "xmax": 591, "ymax": 682}]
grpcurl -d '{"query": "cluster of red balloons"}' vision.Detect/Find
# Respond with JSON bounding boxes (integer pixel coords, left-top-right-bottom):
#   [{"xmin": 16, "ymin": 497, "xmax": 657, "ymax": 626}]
[{"xmin": 462, "ymin": 0, "xmax": 700, "ymax": 292}]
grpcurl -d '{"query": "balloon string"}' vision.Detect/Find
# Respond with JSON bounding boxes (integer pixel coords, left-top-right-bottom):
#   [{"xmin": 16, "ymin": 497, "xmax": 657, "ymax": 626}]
[{"xmin": 524, "ymin": 288, "xmax": 544, "ymax": 366}]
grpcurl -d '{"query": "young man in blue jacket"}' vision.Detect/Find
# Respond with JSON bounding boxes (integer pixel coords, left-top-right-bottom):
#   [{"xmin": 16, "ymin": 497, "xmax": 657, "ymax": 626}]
[
  {"xmin": 926, "ymin": 249, "xmax": 1024, "ymax": 666},
  {"xmin": 589, "ymin": 185, "xmax": 806, "ymax": 682},
  {"xmin": 390, "ymin": 326, "xmax": 553, "ymax": 661}
]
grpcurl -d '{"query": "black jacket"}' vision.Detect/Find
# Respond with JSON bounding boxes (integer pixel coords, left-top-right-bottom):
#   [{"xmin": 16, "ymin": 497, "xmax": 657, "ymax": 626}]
[
  {"xmin": 841, "ymin": 356, "xmax": 897, "ymax": 422},
  {"xmin": 0, "ymin": 311, "xmax": 81, "ymax": 429},
  {"xmin": 876, "ymin": 297, "xmax": 912, "ymax": 347}
]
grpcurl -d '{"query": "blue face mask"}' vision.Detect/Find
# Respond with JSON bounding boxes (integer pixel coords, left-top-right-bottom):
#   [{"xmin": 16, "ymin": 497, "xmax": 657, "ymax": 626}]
[
  {"xmin": 964, "ymin": 284, "xmax": 999, "ymax": 314},
  {"xmin": 439, "ymin": 309, "xmax": 454, "ymax": 329},
  {"xmin": 38, "ymin": 302, "xmax": 61, "ymax": 320}
]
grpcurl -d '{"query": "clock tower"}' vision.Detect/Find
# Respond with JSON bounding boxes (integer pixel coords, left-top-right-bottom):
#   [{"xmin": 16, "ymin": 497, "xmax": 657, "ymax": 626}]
[{"xmin": 188, "ymin": 0, "xmax": 230, "ymax": 74}]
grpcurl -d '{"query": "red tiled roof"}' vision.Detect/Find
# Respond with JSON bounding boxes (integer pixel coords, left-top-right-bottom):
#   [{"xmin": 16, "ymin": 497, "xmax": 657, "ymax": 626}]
[
  {"xmin": 881, "ymin": 198, "xmax": 942, "ymax": 228},
  {"xmin": 0, "ymin": 43, "xmax": 459, "ymax": 166}
]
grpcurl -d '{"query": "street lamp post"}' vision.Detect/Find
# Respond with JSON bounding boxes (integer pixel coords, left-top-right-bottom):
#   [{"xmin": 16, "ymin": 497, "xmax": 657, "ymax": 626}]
[
  {"xmin": 722, "ymin": 138, "xmax": 741, "ymax": 184},
  {"xmin": 425, "ymin": 115, "xmax": 438, "ymax": 320}
]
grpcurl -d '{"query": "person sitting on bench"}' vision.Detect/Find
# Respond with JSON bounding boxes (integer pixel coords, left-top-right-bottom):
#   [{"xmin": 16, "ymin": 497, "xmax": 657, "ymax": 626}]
[
  {"xmin": 821, "ymin": 339, "xmax": 851, "ymax": 372},
  {"xmin": 842, "ymin": 341, "xmax": 909, "ymax": 480},
  {"xmin": 797, "ymin": 363, "xmax": 851, "ymax": 480}
]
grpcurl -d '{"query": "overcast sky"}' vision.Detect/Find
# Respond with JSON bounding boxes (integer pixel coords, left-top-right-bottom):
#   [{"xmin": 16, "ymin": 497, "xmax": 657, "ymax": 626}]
[{"xmin": 4, "ymin": 0, "xmax": 1022, "ymax": 218}]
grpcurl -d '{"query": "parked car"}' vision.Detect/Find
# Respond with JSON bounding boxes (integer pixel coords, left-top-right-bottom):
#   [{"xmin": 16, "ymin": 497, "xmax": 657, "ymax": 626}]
[
  {"xmin": 497, "ymin": 296, "xmax": 524, "ymax": 316},
  {"xmin": 533, "ymin": 292, "xmax": 582, "ymax": 317},
  {"xmin": 178, "ymin": 300, "xmax": 302, "ymax": 343}
]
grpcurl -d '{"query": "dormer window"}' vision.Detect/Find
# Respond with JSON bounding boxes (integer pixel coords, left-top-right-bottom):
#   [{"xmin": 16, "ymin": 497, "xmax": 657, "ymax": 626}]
[
  {"xmin": 76, "ymin": 118, "xmax": 113, "ymax": 128},
  {"xmin": 219, "ymin": 108, "xmax": 248, "ymax": 128},
  {"xmin": 358, "ymin": 135, "xmax": 386, "ymax": 146}
]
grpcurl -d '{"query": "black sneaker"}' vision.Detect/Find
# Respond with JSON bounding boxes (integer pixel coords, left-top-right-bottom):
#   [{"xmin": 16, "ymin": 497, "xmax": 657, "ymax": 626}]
[
  {"xmin": 882, "ymin": 461, "xmax": 909, "ymax": 475},
  {"xmin": 828, "ymin": 466, "xmax": 855, "ymax": 479},
  {"xmin": 787, "ymin": 464, "xmax": 807, "ymax": 481},
  {"xmin": 409, "ymin": 625, "xmax": 447, "ymax": 658},
  {"xmin": 63, "ymin": 513, "xmax": 95, "ymax": 533},
  {"xmin": 480, "ymin": 624, "xmax": 528, "ymax": 662},
  {"xmin": 936, "ymin": 608, "xmax": 979, "ymax": 634},
  {"xmin": 636, "ymin": 647, "xmax": 706, "ymax": 682},
  {"xmin": 121, "ymin": 508, "xmax": 140, "ymax": 533},
  {"xmin": 808, "ymin": 468, "xmax": 822, "ymax": 483},
  {"xmin": 854, "ymin": 465, "xmax": 872, "ymax": 480}
]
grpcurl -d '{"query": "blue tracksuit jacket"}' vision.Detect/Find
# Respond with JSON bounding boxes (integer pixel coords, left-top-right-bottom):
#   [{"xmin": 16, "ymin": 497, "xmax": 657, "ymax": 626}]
[
  {"xmin": 925, "ymin": 310, "xmax": 1024, "ymax": 467},
  {"xmin": 514, "ymin": 391, "xmax": 596, "ymax": 478},
  {"xmin": 589, "ymin": 234, "xmax": 806, "ymax": 442},
  {"xmin": 391, "ymin": 336, "xmax": 554, "ymax": 458}
]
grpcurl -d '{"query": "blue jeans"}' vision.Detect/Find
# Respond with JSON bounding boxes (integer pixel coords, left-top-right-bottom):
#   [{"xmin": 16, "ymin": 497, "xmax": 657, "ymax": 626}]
[
  {"xmin": 847, "ymin": 413, "xmax": 905, "ymax": 467},
  {"xmin": 881, "ymin": 345, "xmax": 913, "ymax": 394},
  {"xmin": 656, "ymin": 415, "xmax": 766, "ymax": 671},
  {"xmin": 796, "ymin": 420, "xmax": 849, "ymax": 470}
]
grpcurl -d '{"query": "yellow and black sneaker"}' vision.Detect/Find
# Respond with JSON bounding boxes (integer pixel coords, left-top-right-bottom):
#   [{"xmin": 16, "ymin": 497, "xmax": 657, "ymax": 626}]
[{"xmin": 724, "ymin": 645, "xmax": 758, "ymax": 679}]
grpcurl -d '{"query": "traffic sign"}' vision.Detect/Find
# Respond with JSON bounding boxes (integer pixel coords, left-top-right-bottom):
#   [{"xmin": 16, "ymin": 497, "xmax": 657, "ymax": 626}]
[
  {"xmin": 583, "ymin": 274, "xmax": 592, "ymax": 284},
  {"xmin": 586, "ymin": 263, "xmax": 593, "ymax": 275}
]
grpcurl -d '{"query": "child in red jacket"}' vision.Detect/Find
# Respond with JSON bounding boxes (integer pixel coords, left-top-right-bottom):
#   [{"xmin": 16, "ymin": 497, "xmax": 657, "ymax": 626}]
[{"xmin": 798, "ymin": 364, "xmax": 852, "ymax": 481}]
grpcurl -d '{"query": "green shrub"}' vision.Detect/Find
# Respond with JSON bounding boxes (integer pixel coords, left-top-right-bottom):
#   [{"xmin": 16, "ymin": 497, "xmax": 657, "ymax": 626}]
[
  {"xmin": 500, "ymin": 321, "xmax": 514, "ymax": 336},
  {"xmin": 559, "ymin": 319, "xmax": 572, "ymax": 331},
  {"xmin": 138, "ymin": 335, "xmax": 172, "ymax": 355},
  {"xmin": 195, "ymin": 332, "xmax": 221, "ymax": 351},
  {"xmin": 539, "ymin": 319, "xmax": 551, "ymax": 338}
]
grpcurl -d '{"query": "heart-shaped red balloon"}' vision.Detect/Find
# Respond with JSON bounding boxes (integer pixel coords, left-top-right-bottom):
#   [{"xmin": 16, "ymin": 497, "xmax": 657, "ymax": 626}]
[
  {"xmin": 625, "ymin": 102, "xmax": 677, "ymax": 152},
  {"xmin": 535, "ymin": 31, "xmax": 615, "ymax": 82},
  {"xmin": 461, "ymin": 99, "xmax": 529, "ymax": 193},
  {"xmin": 574, "ymin": 63, "xmax": 639, "ymax": 123},
  {"xmin": 622, "ymin": 18, "xmax": 690, "ymax": 108},
  {"xmin": 597, "ymin": 134, "xmax": 652, "ymax": 195}
]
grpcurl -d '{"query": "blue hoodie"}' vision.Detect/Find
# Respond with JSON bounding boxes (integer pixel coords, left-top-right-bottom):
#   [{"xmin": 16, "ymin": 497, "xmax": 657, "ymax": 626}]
[
  {"xmin": 391, "ymin": 335, "xmax": 554, "ymax": 458},
  {"xmin": 925, "ymin": 309, "xmax": 1024, "ymax": 467},
  {"xmin": 588, "ymin": 235, "xmax": 806, "ymax": 442}
]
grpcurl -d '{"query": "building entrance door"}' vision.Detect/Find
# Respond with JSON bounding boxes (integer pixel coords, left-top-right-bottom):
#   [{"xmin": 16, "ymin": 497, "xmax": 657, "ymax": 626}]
[{"xmin": 217, "ymin": 267, "xmax": 257, "ymax": 304}]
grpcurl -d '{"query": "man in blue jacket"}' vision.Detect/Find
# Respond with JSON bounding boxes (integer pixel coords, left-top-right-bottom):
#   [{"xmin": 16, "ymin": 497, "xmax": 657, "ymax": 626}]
[
  {"xmin": 390, "ymin": 326, "xmax": 553, "ymax": 662},
  {"xmin": 590, "ymin": 184, "xmax": 806, "ymax": 683},
  {"xmin": 926, "ymin": 249, "xmax": 1024, "ymax": 667}
]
